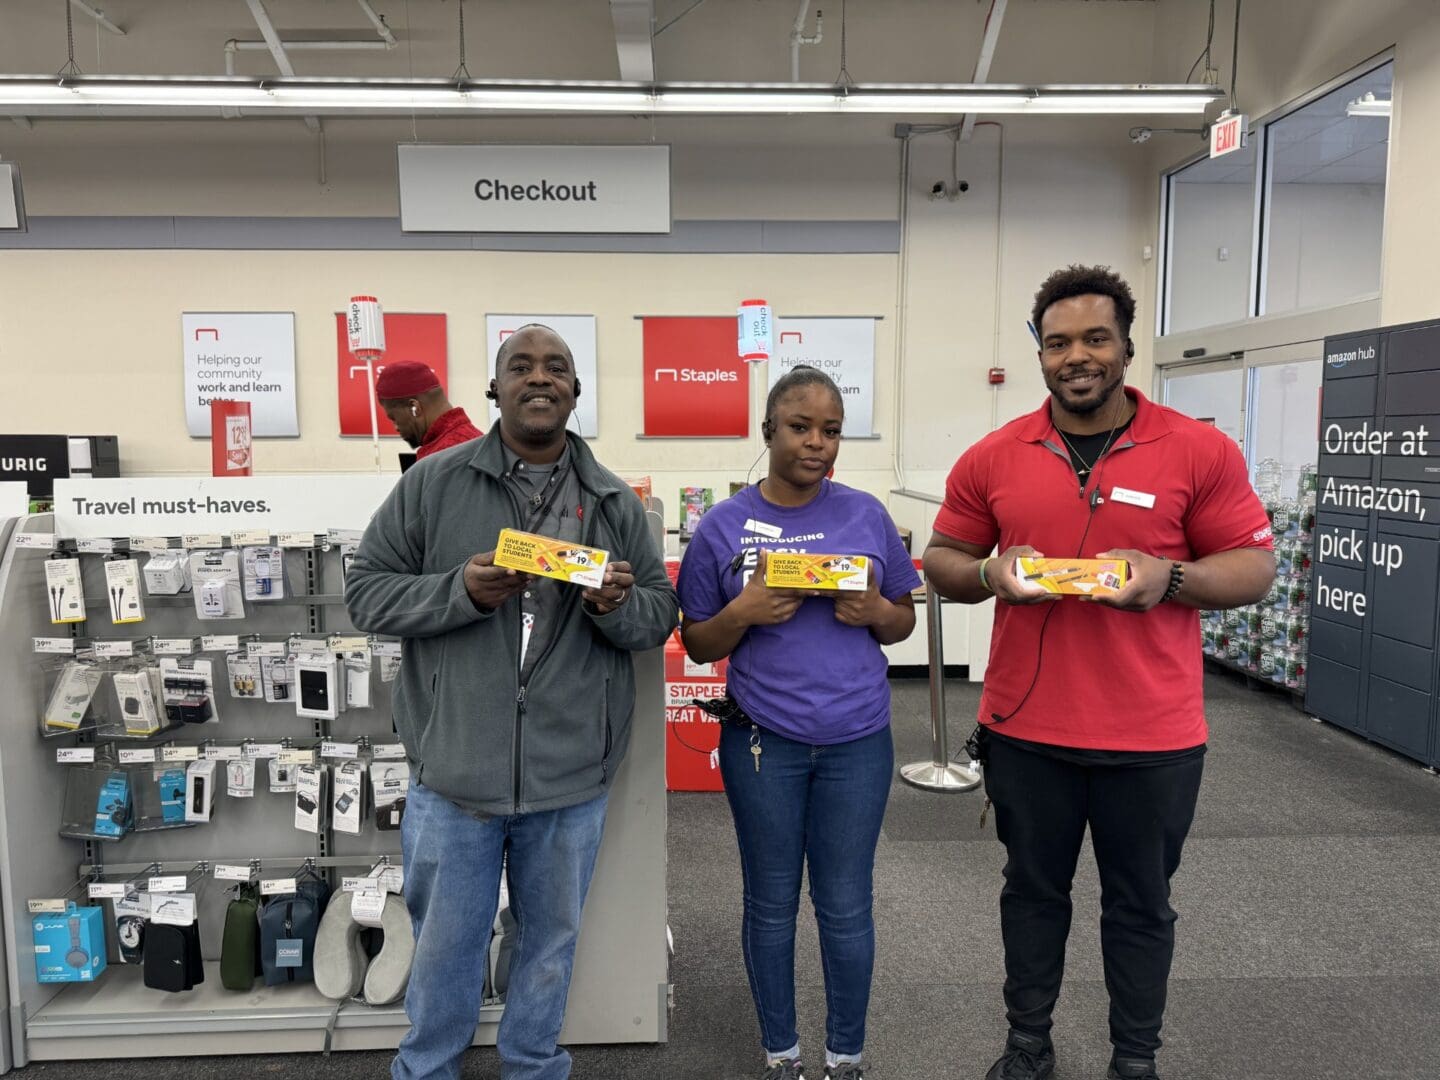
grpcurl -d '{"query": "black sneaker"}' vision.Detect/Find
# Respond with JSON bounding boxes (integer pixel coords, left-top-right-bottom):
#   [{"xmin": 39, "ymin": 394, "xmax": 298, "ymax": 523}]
[
  {"xmin": 985, "ymin": 1030, "xmax": 1055, "ymax": 1080},
  {"xmin": 763, "ymin": 1058, "xmax": 806, "ymax": 1080},
  {"xmin": 1107, "ymin": 1057, "xmax": 1160, "ymax": 1080},
  {"xmin": 824, "ymin": 1064, "xmax": 864, "ymax": 1080}
]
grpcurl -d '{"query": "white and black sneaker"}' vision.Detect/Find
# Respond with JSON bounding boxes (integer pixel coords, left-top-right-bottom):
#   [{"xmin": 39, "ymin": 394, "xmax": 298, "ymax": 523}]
[
  {"xmin": 763, "ymin": 1058, "xmax": 807, "ymax": 1080},
  {"xmin": 824, "ymin": 1063, "xmax": 865, "ymax": 1080}
]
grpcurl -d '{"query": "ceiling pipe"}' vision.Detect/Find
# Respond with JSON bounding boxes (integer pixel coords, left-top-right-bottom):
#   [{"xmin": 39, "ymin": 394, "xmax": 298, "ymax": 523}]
[
  {"xmin": 609, "ymin": 0, "xmax": 656, "ymax": 82},
  {"xmin": 790, "ymin": 1, "xmax": 823, "ymax": 82},
  {"xmin": 70, "ymin": 1, "xmax": 125, "ymax": 37},
  {"xmin": 354, "ymin": 0, "xmax": 398, "ymax": 47},
  {"xmin": 960, "ymin": 0, "xmax": 1007, "ymax": 141},
  {"xmin": 242, "ymin": 0, "xmax": 320, "ymax": 133},
  {"xmin": 227, "ymin": 39, "xmax": 394, "ymax": 54}
]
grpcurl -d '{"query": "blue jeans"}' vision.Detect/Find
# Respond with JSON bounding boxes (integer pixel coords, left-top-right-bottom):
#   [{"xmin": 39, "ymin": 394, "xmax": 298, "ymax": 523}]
[
  {"xmin": 392, "ymin": 780, "xmax": 609, "ymax": 1080},
  {"xmin": 719, "ymin": 722, "xmax": 893, "ymax": 1058}
]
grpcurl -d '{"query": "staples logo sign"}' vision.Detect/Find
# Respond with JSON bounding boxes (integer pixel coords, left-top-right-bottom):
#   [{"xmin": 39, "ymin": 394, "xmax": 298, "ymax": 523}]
[
  {"xmin": 652, "ymin": 368, "xmax": 740, "ymax": 384},
  {"xmin": 643, "ymin": 317, "xmax": 750, "ymax": 436}
]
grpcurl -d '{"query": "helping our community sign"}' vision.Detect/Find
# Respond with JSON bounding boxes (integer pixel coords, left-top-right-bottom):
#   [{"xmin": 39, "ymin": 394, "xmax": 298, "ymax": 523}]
[
  {"xmin": 182, "ymin": 313, "xmax": 299, "ymax": 437},
  {"xmin": 769, "ymin": 318, "xmax": 877, "ymax": 437}
]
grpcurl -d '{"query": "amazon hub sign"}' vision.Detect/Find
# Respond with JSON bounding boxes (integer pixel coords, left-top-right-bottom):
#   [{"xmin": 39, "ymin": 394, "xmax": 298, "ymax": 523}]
[{"xmin": 398, "ymin": 144, "xmax": 671, "ymax": 234}]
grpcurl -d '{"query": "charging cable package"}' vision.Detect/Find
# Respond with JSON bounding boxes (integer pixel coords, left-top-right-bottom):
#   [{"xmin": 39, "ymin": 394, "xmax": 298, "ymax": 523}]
[
  {"xmin": 43, "ymin": 662, "xmax": 104, "ymax": 732},
  {"xmin": 294, "ymin": 764, "xmax": 325, "ymax": 833},
  {"xmin": 144, "ymin": 550, "xmax": 190, "ymax": 595},
  {"xmin": 242, "ymin": 546, "xmax": 287, "ymax": 601},
  {"xmin": 104, "ymin": 558, "xmax": 146, "ymax": 625},
  {"xmin": 226, "ymin": 653, "xmax": 262, "ymax": 699},
  {"xmin": 45, "ymin": 558, "xmax": 86, "ymax": 624},
  {"xmin": 188, "ymin": 549, "xmax": 243, "ymax": 620},
  {"xmin": 112, "ymin": 667, "xmax": 165, "ymax": 736},
  {"xmin": 333, "ymin": 762, "xmax": 365, "ymax": 835},
  {"xmin": 159, "ymin": 657, "xmax": 220, "ymax": 726}
]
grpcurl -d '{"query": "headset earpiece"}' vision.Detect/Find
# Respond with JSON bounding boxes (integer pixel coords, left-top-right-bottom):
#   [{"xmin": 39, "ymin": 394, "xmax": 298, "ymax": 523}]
[
  {"xmin": 410, "ymin": 404, "xmax": 418, "ymax": 417},
  {"xmin": 1125, "ymin": 339, "xmax": 1135, "ymax": 361},
  {"xmin": 573, "ymin": 377, "xmax": 581, "ymax": 399},
  {"xmin": 761, "ymin": 418, "xmax": 775, "ymax": 443},
  {"xmin": 485, "ymin": 382, "xmax": 498, "ymax": 401}
]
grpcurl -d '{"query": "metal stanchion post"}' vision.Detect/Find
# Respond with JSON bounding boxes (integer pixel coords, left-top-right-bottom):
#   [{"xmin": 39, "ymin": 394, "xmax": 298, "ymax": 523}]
[{"xmin": 899, "ymin": 577, "xmax": 982, "ymax": 793}]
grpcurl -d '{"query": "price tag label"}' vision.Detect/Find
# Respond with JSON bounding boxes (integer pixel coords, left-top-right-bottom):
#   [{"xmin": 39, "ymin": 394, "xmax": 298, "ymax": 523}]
[
  {"xmin": 376, "ymin": 867, "xmax": 404, "ymax": 894},
  {"xmin": 328, "ymin": 635, "xmax": 370, "ymax": 654},
  {"xmin": 148, "ymin": 876, "xmax": 186, "ymax": 893},
  {"xmin": 247, "ymin": 641, "xmax": 286, "ymax": 658},
  {"xmin": 205, "ymin": 745, "xmax": 241, "ymax": 761},
  {"xmin": 231, "ymin": 529, "xmax": 271, "ymax": 546},
  {"xmin": 129, "ymin": 536, "xmax": 171, "ymax": 553},
  {"xmin": 341, "ymin": 876, "xmax": 369, "ymax": 893},
  {"xmin": 350, "ymin": 889, "xmax": 387, "ymax": 927},
  {"xmin": 161, "ymin": 746, "xmax": 200, "ymax": 763},
  {"xmin": 118, "ymin": 748, "xmax": 157, "ymax": 764},
  {"xmin": 56, "ymin": 747, "xmax": 96, "ymax": 764},
  {"xmin": 88, "ymin": 882, "xmax": 128, "ymax": 900},
  {"xmin": 277, "ymin": 531, "xmax": 315, "ymax": 549},
  {"xmin": 260, "ymin": 878, "xmax": 297, "ymax": 896},
  {"xmin": 372, "ymin": 641, "xmax": 402, "ymax": 659},
  {"xmin": 16, "ymin": 533, "xmax": 56, "ymax": 550},
  {"xmin": 94, "ymin": 640, "xmax": 136, "ymax": 659},
  {"xmin": 152, "ymin": 638, "xmax": 196, "ymax": 655},
  {"xmin": 278, "ymin": 748, "xmax": 315, "ymax": 766},
  {"xmin": 321, "ymin": 741, "xmax": 359, "ymax": 760},
  {"xmin": 32, "ymin": 637, "xmax": 75, "ymax": 655},
  {"xmin": 201, "ymin": 635, "xmax": 241, "ymax": 652},
  {"xmin": 76, "ymin": 537, "xmax": 116, "ymax": 554},
  {"xmin": 151, "ymin": 894, "xmax": 196, "ymax": 926},
  {"xmin": 326, "ymin": 528, "xmax": 364, "ymax": 546},
  {"xmin": 243, "ymin": 742, "xmax": 283, "ymax": 760},
  {"xmin": 182, "ymin": 533, "xmax": 224, "ymax": 549},
  {"xmin": 27, "ymin": 899, "xmax": 66, "ymax": 914},
  {"xmin": 372, "ymin": 743, "xmax": 406, "ymax": 760},
  {"xmin": 214, "ymin": 864, "xmax": 254, "ymax": 882}
]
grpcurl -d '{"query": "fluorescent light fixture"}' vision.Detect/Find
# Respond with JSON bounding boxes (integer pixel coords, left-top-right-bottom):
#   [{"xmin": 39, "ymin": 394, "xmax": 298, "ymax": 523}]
[
  {"xmin": 0, "ymin": 76, "xmax": 1222, "ymax": 117},
  {"xmin": 1346, "ymin": 92, "xmax": 1392, "ymax": 118}
]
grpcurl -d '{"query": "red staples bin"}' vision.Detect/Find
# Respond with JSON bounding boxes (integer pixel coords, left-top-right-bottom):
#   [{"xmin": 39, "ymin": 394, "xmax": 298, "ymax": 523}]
[{"xmin": 665, "ymin": 630, "xmax": 727, "ymax": 792}]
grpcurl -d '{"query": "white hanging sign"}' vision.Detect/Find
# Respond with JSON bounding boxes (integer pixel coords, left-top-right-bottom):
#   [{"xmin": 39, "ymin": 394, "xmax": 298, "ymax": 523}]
[
  {"xmin": 769, "ymin": 318, "xmax": 878, "ymax": 437},
  {"xmin": 181, "ymin": 313, "xmax": 299, "ymax": 437}
]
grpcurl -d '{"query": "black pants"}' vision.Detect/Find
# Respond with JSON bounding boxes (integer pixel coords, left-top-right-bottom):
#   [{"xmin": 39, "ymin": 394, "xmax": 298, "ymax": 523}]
[{"xmin": 983, "ymin": 734, "xmax": 1205, "ymax": 1060}]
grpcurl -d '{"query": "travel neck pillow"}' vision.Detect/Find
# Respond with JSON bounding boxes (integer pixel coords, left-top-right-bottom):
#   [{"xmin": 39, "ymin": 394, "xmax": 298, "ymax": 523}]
[{"xmin": 313, "ymin": 890, "xmax": 414, "ymax": 1005}]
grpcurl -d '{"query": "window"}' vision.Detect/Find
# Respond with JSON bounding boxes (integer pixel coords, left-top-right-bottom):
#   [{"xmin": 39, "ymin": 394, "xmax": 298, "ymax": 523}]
[
  {"xmin": 1260, "ymin": 62, "xmax": 1391, "ymax": 316},
  {"xmin": 1163, "ymin": 139, "xmax": 1259, "ymax": 334}
]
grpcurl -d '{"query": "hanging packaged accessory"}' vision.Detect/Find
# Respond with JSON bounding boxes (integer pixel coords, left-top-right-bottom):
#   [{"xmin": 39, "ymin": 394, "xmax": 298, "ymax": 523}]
[
  {"xmin": 226, "ymin": 758, "xmax": 256, "ymax": 798},
  {"xmin": 343, "ymin": 650, "xmax": 372, "ymax": 709},
  {"xmin": 226, "ymin": 653, "xmax": 262, "ymax": 699},
  {"xmin": 242, "ymin": 545, "xmax": 286, "ymax": 600},
  {"xmin": 34, "ymin": 904, "xmax": 107, "ymax": 983},
  {"xmin": 263, "ymin": 655, "xmax": 294, "ymax": 702},
  {"xmin": 269, "ymin": 758, "xmax": 298, "ymax": 793},
  {"xmin": 187, "ymin": 549, "xmax": 243, "ymax": 621},
  {"xmin": 112, "ymin": 668, "xmax": 165, "ymax": 736},
  {"xmin": 45, "ymin": 557, "xmax": 86, "ymax": 624},
  {"xmin": 332, "ymin": 762, "xmax": 364, "ymax": 835},
  {"xmin": 371, "ymin": 761, "xmax": 410, "ymax": 831},
  {"xmin": 92, "ymin": 770, "xmax": 133, "ymax": 838},
  {"xmin": 103, "ymin": 558, "xmax": 146, "ymax": 624},
  {"xmin": 143, "ymin": 920, "xmax": 204, "ymax": 992},
  {"xmin": 220, "ymin": 882, "xmax": 263, "ymax": 991},
  {"xmin": 114, "ymin": 892, "xmax": 148, "ymax": 964},
  {"xmin": 159, "ymin": 657, "xmax": 220, "ymax": 726},
  {"xmin": 143, "ymin": 550, "xmax": 190, "ymax": 595},
  {"xmin": 185, "ymin": 759, "xmax": 217, "ymax": 823},
  {"xmin": 157, "ymin": 766, "xmax": 188, "ymax": 824},
  {"xmin": 294, "ymin": 764, "xmax": 324, "ymax": 832},
  {"xmin": 294, "ymin": 655, "xmax": 343, "ymax": 721},
  {"xmin": 43, "ymin": 661, "xmax": 104, "ymax": 732}
]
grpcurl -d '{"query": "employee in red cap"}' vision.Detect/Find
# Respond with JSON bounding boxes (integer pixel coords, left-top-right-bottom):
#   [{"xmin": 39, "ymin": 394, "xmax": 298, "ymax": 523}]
[{"xmin": 375, "ymin": 360, "xmax": 483, "ymax": 460}]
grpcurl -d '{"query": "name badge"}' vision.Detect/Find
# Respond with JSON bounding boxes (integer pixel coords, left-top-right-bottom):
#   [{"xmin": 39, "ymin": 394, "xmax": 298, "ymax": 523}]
[{"xmin": 1110, "ymin": 486, "xmax": 1156, "ymax": 509}]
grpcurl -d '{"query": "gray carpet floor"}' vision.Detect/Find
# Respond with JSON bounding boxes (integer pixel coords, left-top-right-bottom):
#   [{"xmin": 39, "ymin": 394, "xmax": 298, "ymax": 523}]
[{"xmin": 23, "ymin": 673, "xmax": 1440, "ymax": 1079}]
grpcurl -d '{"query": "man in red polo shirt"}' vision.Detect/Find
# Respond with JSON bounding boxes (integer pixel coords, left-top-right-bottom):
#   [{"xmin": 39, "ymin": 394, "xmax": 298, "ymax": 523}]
[
  {"xmin": 375, "ymin": 360, "xmax": 484, "ymax": 460},
  {"xmin": 924, "ymin": 265, "xmax": 1275, "ymax": 1080}
]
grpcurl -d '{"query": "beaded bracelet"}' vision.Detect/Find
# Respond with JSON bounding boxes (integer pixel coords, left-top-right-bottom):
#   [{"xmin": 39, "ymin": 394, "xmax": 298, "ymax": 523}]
[{"xmin": 1158, "ymin": 561, "xmax": 1185, "ymax": 603}]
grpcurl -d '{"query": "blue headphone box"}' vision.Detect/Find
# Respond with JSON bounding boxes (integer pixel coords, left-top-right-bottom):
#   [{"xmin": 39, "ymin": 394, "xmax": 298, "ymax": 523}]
[{"xmin": 33, "ymin": 903, "xmax": 107, "ymax": 983}]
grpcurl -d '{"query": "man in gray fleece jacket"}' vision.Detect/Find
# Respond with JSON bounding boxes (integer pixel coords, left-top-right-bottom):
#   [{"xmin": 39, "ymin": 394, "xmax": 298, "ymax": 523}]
[{"xmin": 347, "ymin": 324, "xmax": 678, "ymax": 1080}]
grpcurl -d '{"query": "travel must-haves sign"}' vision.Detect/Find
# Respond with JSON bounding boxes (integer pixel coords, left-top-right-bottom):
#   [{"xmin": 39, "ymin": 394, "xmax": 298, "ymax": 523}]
[
  {"xmin": 182, "ymin": 313, "xmax": 299, "ymax": 438},
  {"xmin": 397, "ymin": 144, "xmax": 671, "ymax": 234}
]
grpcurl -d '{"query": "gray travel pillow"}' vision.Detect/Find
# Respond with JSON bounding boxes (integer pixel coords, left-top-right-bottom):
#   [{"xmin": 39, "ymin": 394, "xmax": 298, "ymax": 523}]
[{"xmin": 314, "ymin": 890, "xmax": 413, "ymax": 1005}]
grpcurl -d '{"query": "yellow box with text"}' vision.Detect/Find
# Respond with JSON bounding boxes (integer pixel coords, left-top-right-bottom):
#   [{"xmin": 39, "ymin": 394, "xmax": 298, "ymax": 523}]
[
  {"xmin": 494, "ymin": 529, "xmax": 609, "ymax": 588},
  {"xmin": 764, "ymin": 553, "xmax": 870, "ymax": 592},
  {"xmin": 1014, "ymin": 557, "xmax": 1129, "ymax": 596}
]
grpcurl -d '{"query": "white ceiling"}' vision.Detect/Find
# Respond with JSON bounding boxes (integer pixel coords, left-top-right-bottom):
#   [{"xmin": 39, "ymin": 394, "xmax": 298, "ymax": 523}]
[{"xmin": 1174, "ymin": 62, "xmax": 1392, "ymax": 186}]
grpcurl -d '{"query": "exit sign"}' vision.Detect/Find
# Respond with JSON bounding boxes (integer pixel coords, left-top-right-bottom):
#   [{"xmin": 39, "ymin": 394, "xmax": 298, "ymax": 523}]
[{"xmin": 1209, "ymin": 112, "xmax": 1247, "ymax": 159}]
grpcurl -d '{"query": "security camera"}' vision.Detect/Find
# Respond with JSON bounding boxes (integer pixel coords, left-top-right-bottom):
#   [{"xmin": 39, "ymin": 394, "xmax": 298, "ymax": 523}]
[
  {"xmin": 930, "ymin": 180, "xmax": 946, "ymax": 198},
  {"xmin": 957, "ymin": 180, "xmax": 970, "ymax": 193},
  {"xmin": 1129, "ymin": 126, "xmax": 1153, "ymax": 144}
]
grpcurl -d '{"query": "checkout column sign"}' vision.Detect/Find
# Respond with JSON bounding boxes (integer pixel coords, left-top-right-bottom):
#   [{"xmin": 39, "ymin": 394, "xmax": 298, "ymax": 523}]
[
  {"xmin": 181, "ymin": 313, "xmax": 299, "ymax": 437},
  {"xmin": 1308, "ymin": 319, "xmax": 1440, "ymax": 767},
  {"xmin": 335, "ymin": 313, "xmax": 449, "ymax": 437},
  {"xmin": 642, "ymin": 317, "xmax": 750, "ymax": 437}
]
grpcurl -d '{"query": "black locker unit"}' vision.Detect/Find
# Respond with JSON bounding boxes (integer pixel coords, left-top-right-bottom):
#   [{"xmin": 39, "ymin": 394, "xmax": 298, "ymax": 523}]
[{"xmin": 1308, "ymin": 318, "xmax": 1440, "ymax": 767}]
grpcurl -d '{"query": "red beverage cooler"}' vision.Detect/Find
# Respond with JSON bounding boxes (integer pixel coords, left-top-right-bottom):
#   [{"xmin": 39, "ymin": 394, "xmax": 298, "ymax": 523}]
[{"xmin": 664, "ymin": 630, "xmax": 727, "ymax": 792}]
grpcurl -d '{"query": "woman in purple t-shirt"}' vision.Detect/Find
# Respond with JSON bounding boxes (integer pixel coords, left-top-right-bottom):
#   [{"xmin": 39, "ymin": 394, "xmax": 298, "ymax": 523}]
[{"xmin": 677, "ymin": 366, "xmax": 921, "ymax": 1080}]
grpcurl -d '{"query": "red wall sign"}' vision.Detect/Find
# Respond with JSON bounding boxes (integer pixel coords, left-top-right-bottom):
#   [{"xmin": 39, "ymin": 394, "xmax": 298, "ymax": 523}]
[
  {"xmin": 335, "ymin": 313, "xmax": 449, "ymax": 437},
  {"xmin": 642, "ymin": 316, "xmax": 750, "ymax": 437},
  {"xmin": 665, "ymin": 632, "xmax": 727, "ymax": 792}
]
